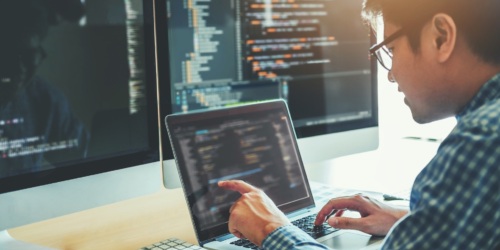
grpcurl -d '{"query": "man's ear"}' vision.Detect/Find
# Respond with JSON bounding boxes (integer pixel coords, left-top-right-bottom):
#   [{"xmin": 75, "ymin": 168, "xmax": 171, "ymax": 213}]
[{"xmin": 431, "ymin": 14, "xmax": 457, "ymax": 63}]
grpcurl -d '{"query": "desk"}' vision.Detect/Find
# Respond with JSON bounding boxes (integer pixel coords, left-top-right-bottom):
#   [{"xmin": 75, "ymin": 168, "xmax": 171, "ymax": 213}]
[
  {"xmin": 8, "ymin": 139, "xmax": 438, "ymax": 249},
  {"xmin": 9, "ymin": 188, "xmax": 197, "ymax": 250}
]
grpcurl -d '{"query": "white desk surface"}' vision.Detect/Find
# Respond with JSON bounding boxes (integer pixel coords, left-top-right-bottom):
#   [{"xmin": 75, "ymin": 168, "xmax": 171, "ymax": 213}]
[{"xmin": 8, "ymin": 138, "xmax": 439, "ymax": 250}]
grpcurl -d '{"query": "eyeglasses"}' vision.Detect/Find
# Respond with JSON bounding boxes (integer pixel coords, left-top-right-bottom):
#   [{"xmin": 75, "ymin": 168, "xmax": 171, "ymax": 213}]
[{"xmin": 369, "ymin": 28, "xmax": 405, "ymax": 71}]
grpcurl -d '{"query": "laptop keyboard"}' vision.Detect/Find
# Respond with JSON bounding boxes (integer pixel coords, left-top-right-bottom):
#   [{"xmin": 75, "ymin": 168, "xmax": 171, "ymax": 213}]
[
  {"xmin": 230, "ymin": 214, "xmax": 339, "ymax": 249},
  {"xmin": 231, "ymin": 238, "xmax": 261, "ymax": 249},
  {"xmin": 292, "ymin": 214, "xmax": 339, "ymax": 239},
  {"xmin": 139, "ymin": 238, "xmax": 206, "ymax": 250}
]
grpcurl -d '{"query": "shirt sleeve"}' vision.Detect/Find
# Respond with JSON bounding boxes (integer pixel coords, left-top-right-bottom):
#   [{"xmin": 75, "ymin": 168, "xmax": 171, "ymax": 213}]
[{"xmin": 262, "ymin": 225, "xmax": 331, "ymax": 249}]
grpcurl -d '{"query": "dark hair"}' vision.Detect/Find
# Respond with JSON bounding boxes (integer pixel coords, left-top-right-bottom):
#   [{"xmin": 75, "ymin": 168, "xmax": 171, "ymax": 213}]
[{"xmin": 362, "ymin": 0, "xmax": 500, "ymax": 64}]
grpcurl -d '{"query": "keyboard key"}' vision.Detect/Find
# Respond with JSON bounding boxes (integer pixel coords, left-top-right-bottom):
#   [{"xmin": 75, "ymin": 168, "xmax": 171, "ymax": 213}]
[{"xmin": 292, "ymin": 214, "xmax": 339, "ymax": 239}]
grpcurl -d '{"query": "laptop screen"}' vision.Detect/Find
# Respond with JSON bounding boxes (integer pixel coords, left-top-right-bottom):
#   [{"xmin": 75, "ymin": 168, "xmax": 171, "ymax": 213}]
[{"xmin": 165, "ymin": 100, "xmax": 315, "ymax": 242}]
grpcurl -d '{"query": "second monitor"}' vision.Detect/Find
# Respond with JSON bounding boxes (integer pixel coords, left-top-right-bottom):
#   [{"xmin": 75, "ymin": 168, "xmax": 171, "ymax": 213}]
[{"xmin": 156, "ymin": 0, "xmax": 379, "ymax": 188}]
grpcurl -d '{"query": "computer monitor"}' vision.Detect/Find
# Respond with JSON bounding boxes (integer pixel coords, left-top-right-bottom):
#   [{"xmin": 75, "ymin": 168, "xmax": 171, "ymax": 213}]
[
  {"xmin": 156, "ymin": 0, "xmax": 379, "ymax": 188},
  {"xmin": 0, "ymin": 0, "xmax": 161, "ymax": 230}
]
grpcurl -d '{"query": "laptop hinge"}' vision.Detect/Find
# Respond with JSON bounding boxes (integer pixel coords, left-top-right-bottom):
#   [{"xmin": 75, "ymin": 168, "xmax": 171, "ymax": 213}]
[{"xmin": 215, "ymin": 233, "xmax": 234, "ymax": 242}]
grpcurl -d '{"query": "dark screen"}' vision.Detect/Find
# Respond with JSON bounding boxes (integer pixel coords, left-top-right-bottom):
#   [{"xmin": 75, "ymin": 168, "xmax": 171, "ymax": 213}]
[
  {"xmin": 167, "ymin": 101, "xmax": 314, "ymax": 240},
  {"xmin": 0, "ymin": 0, "xmax": 159, "ymax": 193}
]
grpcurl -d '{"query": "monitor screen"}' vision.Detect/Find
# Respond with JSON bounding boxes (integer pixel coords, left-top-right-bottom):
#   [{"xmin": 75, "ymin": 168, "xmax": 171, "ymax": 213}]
[
  {"xmin": 0, "ymin": 0, "xmax": 160, "ymax": 228},
  {"xmin": 157, "ymin": 0, "xmax": 378, "ymax": 187}
]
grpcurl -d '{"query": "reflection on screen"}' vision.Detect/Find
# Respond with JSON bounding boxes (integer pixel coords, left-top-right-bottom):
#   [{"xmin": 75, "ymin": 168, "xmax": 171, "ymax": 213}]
[
  {"xmin": 170, "ymin": 108, "xmax": 309, "ymax": 230},
  {"xmin": 0, "ymin": 0, "xmax": 152, "ymax": 179}
]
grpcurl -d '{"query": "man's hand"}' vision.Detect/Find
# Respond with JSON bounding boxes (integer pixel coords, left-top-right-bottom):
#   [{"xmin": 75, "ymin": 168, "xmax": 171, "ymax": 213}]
[
  {"xmin": 314, "ymin": 194, "xmax": 408, "ymax": 236},
  {"xmin": 218, "ymin": 180, "xmax": 290, "ymax": 246}
]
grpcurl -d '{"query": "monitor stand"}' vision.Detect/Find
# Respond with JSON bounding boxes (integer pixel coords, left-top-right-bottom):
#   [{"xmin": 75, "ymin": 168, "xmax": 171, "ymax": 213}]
[{"xmin": 163, "ymin": 159, "xmax": 182, "ymax": 189}]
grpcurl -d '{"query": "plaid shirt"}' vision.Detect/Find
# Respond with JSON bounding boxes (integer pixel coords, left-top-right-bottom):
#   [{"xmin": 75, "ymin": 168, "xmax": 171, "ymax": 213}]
[
  {"xmin": 262, "ymin": 225, "xmax": 329, "ymax": 249},
  {"xmin": 263, "ymin": 73, "xmax": 500, "ymax": 249}
]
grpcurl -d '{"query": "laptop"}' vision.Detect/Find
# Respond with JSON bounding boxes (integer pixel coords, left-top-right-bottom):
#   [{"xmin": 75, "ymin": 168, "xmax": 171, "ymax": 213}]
[{"xmin": 165, "ymin": 100, "xmax": 383, "ymax": 250}]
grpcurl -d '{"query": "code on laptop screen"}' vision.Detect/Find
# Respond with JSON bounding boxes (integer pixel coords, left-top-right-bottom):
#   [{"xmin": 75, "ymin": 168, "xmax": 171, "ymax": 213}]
[{"xmin": 168, "ymin": 102, "xmax": 311, "ymax": 231}]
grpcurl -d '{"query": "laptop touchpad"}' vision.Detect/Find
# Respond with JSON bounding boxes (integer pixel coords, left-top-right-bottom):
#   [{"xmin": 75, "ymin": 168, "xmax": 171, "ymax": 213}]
[{"xmin": 319, "ymin": 232, "xmax": 383, "ymax": 250}]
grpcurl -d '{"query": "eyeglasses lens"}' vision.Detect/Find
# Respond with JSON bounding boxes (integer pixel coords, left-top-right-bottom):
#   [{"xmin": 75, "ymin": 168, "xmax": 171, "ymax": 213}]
[{"xmin": 375, "ymin": 47, "xmax": 392, "ymax": 71}]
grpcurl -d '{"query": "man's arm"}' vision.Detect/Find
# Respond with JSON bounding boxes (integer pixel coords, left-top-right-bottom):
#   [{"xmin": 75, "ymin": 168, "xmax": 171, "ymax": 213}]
[{"xmin": 262, "ymin": 225, "xmax": 330, "ymax": 249}]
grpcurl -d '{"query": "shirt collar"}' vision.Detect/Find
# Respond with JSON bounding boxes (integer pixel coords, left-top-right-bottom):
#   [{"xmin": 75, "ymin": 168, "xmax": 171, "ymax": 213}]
[{"xmin": 456, "ymin": 72, "xmax": 500, "ymax": 120}]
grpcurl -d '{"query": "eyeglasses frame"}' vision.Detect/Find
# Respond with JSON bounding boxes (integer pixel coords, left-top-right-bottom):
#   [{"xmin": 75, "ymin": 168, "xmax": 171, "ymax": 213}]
[{"xmin": 369, "ymin": 28, "xmax": 405, "ymax": 71}]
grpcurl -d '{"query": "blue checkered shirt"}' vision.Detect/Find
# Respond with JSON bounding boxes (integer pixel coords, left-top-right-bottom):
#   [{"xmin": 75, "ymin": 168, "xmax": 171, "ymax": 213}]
[{"xmin": 263, "ymin": 73, "xmax": 500, "ymax": 249}]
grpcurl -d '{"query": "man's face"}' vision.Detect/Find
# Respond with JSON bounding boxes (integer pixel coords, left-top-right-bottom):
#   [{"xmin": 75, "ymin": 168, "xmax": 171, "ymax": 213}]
[
  {"xmin": 384, "ymin": 21, "xmax": 453, "ymax": 124},
  {"xmin": 0, "ymin": 34, "xmax": 45, "ymax": 105}
]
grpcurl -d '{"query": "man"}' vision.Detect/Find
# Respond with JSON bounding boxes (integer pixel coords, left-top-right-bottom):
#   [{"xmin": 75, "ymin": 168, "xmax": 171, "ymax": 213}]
[{"xmin": 219, "ymin": 0, "xmax": 500, "ymax": 249}]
